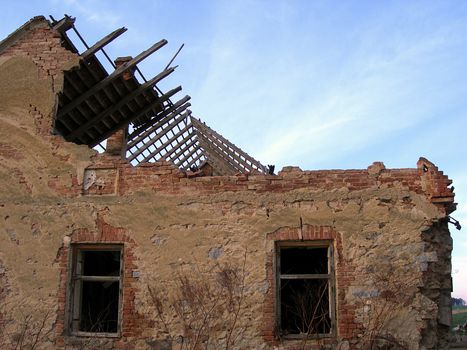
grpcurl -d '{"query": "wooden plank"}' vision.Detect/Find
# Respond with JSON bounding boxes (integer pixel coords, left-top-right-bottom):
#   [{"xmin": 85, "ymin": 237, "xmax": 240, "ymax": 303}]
[
  {"xmin": 140, "ymin": 116, "xmax": 192, "ymax": 163},
  {"xmin": 192, "ymin": 118, "xmax": 267, "ymax": 173},
  {"xmin": 281, "ymin": 274, "xmax": 331, "ymax": 280},
  {"xmin": 127, "ymin": 98, "xmax": 191, "ymax": 146},
  {"xmin": 128, "ymin": 96, "xmax": 191, "ymax": 141},
  {"xmin": 57, "ymin": 39, "xmax": 168, "ymax": 119},
  {"xmin": 81, "ymin": 27, "xmax": 127, "ymax": 60},
  {"xmin": 117, "ymin": 85, "xmax": 181, "ymax": 130},
  {"xmin": 129, "ymin": 117, "xmax": 182, "ymax": 160},
  {"xmin": 88, "ymin": 87, "xmax": 182, "ymax": 147},
  {"xmin": 62, "ymin": 73, "xmax": 110, "ymax": 128},
  {"xmin": 65, "ymin": 67, "xmax": 176, "ymax": 140},
  {"xmin": 201, "ymin": 148, "xmax": 237, "ymax": 176},
  {"xmin": 52, "ymin": 15, "xmax": 75, "ymax": 33},
  {"xmin": 73, "ymin": 60, "xmax": 123, "ymax": 117},
  {"xmin": 196, "ymin": 124, "xmax": 251, "ymax": 171},
  {"xmin": 165, "ymin": 133, "xmax": 198, "ymax": 164},
  {"xmin": 181, "ymin": 148, "xmax": 204, "ymax": 169},
  {"xmin": 127, "ymin": 110, "xmax": 190, "ymax": 161},
  {"xmin": 197, "ymin": 138, "xmax": 238, "ymax": 175},
  {"xmin": 77, "ymin": 276, "xmax": 120, "ymax": 282},
  {"xmin": 195, "ymin": 127, "xmax": 244, "ymax": 172}
]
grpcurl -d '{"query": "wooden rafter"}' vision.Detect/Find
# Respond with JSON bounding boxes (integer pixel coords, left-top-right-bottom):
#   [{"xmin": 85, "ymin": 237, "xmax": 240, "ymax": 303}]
[
  {"xmin": 191, "ymin": 118, "xmax": 267, "ymax": 174},
  {"xmin": 57, "ymin": 39, "xmax": 168, "ymax": 119},
  {"xmin": 128, "ymin": 98, "xmax": 191, "ymax": 146},
  {"xmin": 50, "ymin": 15, "xmax": 266, "ymax": 174},
  {"xmin": 165, "ymin": 133, "xmax": 199, "ymax": 166},
  {"xmin": 65, "ymin": 67, "xmax": 176, "ymax": 141},
  {"xmin": 81, "ymin": 27, "xmax": 127, "ymax": 60},
  {"xmin": 140, "ymin": 113, "xmax": 192, "ymax": 163},
  {"xmin": 128, "ymin": 96, "xmax": 191, "ymax": 139},
  {"xmin": 127, "ymin": 111, "xmax": 190, "ymax": 161},
  {"xmin": 89, "ymin": 87, "xmax": 182, "ymax": 147}
]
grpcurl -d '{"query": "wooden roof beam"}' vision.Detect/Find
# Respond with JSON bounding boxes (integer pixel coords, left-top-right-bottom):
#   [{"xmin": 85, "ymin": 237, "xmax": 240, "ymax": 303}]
[
  {"xmin": 127, "ymin": 110, "xmax": 191, "ymax": 161},
  {"xmin": 164, "ymin": 132, "xmax": 199, "ymax": 164},
  {"xmin": 199, "ymin": 144, "xmax": 237, "ymax": 175},
  {"xmin": 57, "ymin": 39, "xmax": 168, "ymax": 118},
  {"xmin": 201, "ymin": 141, "xmax": 240, "ymax": 173},
  {"xmin": 122, "ymin": 85, "xmax": 181, "ymax": 128},
  {"xmin": 173, "ymin": 139, "xmax": 202, "ymax": 167},
  {"xmin": 81, "ymin": 27, "xmax": 127, "ymax": 60},
  {"xmin": 140, "ymin": 112, "xmax": 192, "ymax": 163},
  {"xmin": 89, "ymin": 86, "xmax": 181, "ymax": 147},
  {"xmin": 52, "ymin": 15, "xmax": 75, "ymax": 33},
  {"xmin": 197, "ymin": 130, "xmax": 247, "ymax": 172},
  {"xmin": 182, "ymin": 149, "xmax": 204, "ymax": 170},
  {"xmin": 128, "ymin": 95, "xmax": 191, "ymax": 141},
  {"xmin": 127, "ymin": 111, "xmax": 188, "ymax": 158},
  {"xmin": 65, "ymin": 67, "xmax": 176, "ymax": 140},
  {"xmin": 192, "ymin": 118, "xmax": 267, "ymax": 173},
  {"xmin": 128, "ymin": 98, "xmax": 191, "ymax": 146}
]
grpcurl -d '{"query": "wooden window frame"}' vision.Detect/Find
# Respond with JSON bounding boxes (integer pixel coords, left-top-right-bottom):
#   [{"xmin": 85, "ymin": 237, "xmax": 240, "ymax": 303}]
[
  {"xmin": 275, "ymin": 240, "xmax": 336, "ymax": 339},
  {"xmin": 67, "ymin": 244, "xmax": 123, "ymax": 338}
]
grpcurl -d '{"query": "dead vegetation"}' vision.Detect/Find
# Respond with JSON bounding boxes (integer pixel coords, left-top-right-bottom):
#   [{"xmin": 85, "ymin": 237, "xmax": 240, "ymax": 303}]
[
  {"xmin": 354, "ymin": 268, "xmax": 418, "ymax": 350},
  {"xmin": 147, "ymin": 251, "xmax": 248, "ymax": 350},
  {"xmin": 0, "ymin": 304, "xmax": 54, "ymax": 350}
]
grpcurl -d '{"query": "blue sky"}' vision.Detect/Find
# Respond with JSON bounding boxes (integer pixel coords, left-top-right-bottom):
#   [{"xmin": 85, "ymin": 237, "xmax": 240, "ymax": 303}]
[{"xmin": 1, "ymin": 0, "xmax": 466, "ymax": 300}]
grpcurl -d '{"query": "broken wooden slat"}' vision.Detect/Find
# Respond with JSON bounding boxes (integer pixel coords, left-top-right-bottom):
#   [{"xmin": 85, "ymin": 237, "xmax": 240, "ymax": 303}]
[
  {"xmin": 165, "ymin": 133, "xmax": 198, "ymax": 163},
  {"xmin": 140, "ymin": 113, "xmax": 192, "ymax": 163},
  {"xmin": 192, "ymin": 118, "xmax": 267, "ymax": 173},
  {"xmin": 195, "ymin": 126, "xmax": 245, "ymax": 172},
  {"xmin": 81, "ymin": 27, "xmax": 127, "ymax": 60},
  {"xmin": 118, "ymin": 85, "xmax": 181, "ymax": 130},
  {"xmin": 163, "ymin": 133, "xmax": 198, "ymax": 165},
  {"xmin": 198, "ymin": 137, "xmax": 239, "ymax": 174},
  {"xmin": 199, "ymin": 144, "xmax": 237, "ymax": 176},
  {"xmin": 176, "ymin": 143, "xmax": 203, "ymax": 168},
  {"xmin": 128, "ymin": 98, "xmax": 191, "ymax": 146},
  {"xmin": 65, "ymin": 67, "xmax": 176, "ymax": 140},
  {"xmin": 128, "ymin": 95, "xmax": 191, "ymax": 140},
  {"xmin": 89, "ymin": 86, "xmax": 181, "ymax": 147},
  {"xmin": 183, "ymin": 149, "xmax": 205, "ymax": 170},
  {"xmin": 57, "ymin": 39, "xmax": 168, "ymax": 119},
  {"xmin": 52, "ymin": 15, "xmax": 75, "ymax": 33},
  {"xmin": 127, "ymin": 110, "xmax": 190, "ymax": 161}
]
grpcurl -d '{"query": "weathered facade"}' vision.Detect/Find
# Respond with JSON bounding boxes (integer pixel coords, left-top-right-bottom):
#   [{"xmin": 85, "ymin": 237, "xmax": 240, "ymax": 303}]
[{"xmin": 0, "ymin": 16, "xmax": 456, "ymax": 350}]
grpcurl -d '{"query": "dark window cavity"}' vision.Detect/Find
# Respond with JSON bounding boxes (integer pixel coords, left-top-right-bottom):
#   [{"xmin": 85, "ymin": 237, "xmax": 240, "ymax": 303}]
[
  {"xmin": 277, "ymin": 243, "xmax": 335, "ymax": 338},
  {"xmin": 69, "ymin": 245, "xmax": 122, "ymax": 335}
]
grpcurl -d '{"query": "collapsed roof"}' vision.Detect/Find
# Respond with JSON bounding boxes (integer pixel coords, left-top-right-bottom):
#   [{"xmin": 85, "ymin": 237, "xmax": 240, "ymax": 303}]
[{"xmin": 0, "ymin": 15, "xmax": 268, "ymax": 175}]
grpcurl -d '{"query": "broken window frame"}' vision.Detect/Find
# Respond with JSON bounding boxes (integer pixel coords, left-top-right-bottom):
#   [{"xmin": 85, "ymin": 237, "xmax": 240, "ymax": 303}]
[
  {"xmin": 67, "ymin": 244, "xmax": 123, "ymax": 337},
  {"xmin": 275, "ymin": 240, "xmax": 336, "ymax": 339}
]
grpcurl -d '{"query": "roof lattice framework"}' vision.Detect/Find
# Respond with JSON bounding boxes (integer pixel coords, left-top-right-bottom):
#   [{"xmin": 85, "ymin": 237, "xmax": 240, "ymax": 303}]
[{"xmin": 46, "ymin": 15, "xmax": 267, "ymax": 175}]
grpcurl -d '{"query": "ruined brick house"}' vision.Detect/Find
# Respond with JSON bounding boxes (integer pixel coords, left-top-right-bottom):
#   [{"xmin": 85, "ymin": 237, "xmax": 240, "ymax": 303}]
[{"xmin": 0, "ymin": 15, "xmax": 457, "ymax": 350}]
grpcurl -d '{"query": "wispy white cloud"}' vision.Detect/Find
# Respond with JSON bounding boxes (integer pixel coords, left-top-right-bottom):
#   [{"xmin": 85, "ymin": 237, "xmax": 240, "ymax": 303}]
[{"xmin": 190, "ymin": 1, "xmax": 467, "ymax": 170}]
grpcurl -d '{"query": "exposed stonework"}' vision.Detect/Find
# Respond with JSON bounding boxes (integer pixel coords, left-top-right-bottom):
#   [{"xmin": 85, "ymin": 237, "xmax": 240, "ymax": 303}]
[{"xmin": 0, "ymin": 16, "xmax": 456, "ymax": 350}]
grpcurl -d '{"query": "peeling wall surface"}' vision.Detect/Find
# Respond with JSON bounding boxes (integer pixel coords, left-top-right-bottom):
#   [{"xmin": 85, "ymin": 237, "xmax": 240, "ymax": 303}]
[{"xmin": 0, "ymin": 17, "xmax": 456, "ymax": 350}]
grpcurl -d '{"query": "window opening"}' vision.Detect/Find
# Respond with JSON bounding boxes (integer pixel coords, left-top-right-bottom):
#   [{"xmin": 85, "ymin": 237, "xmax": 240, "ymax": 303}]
[
  {"xmin": 69, "ymin": 246, "xmax": 122, "ymax": 335},
  {"xmin": 277, "ymin": 243, "xmax": 335, "ymax": 338}
]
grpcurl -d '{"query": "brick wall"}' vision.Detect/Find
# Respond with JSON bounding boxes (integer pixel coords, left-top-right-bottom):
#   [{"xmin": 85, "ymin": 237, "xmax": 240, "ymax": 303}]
[
  {"xmin": 1, "ymin": 19, "xmax": 77, "ymax": 82},
  {"xmin": 81, "ymin": 156, "xmax": 455, "ymax": 216}
]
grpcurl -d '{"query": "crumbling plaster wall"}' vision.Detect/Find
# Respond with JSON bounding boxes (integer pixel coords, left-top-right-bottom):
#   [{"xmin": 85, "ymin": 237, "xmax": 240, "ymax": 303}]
[
  {"xmin": 0, "ymin": 17, "xmax": 455, "ymax": 350},
  {"xmin": 0, "ymin": 160, "xmax": 453, "ymax": 349}
]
